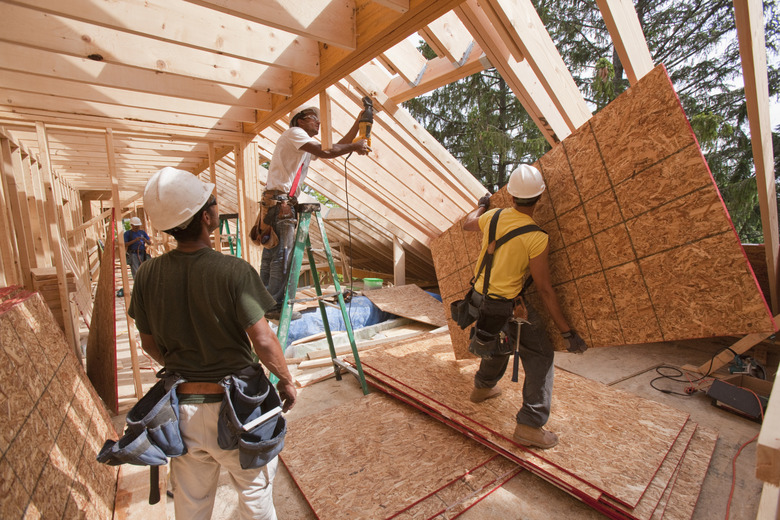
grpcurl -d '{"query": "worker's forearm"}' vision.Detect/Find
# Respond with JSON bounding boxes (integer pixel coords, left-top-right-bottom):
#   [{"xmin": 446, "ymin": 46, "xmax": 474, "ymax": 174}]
[
  {"xmin": 139, "ymin": 333, "xmax": 165, "ymax": 364},
  {"xmin": 247, "ymin": 319, "xmax": 294, "ymax": 384},
  {"xmin": 320, "ymin": 141, "xmax": 364, "ymax": 159},
  {"xmin": 538, "ymin": 286, "xmax": 570, "ymax": 333}
]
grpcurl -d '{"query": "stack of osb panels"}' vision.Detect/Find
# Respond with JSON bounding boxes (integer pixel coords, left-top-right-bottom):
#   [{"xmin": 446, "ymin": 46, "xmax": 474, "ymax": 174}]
[
  {"xmin": 281, "ymin": 391, "xmax": 523, "ymax": 520},
  {"xmin": 432, "ymin": 64, "xmax": 775, "ymax": 359},
  {"xmin": 347, "ymin": 333, "xmax": 718, "ymax": 520},
  {"xmin": 0, "ymin": 289, "xmax": 119, "ymax": 519}
]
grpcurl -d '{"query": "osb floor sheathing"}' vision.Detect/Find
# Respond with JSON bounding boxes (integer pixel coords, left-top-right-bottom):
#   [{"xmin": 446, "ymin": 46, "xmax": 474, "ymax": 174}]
[
  {"xmin": 363, "ymin": 284, "xmax": 448, "ymax": 327},
  {"xmin": 431, "ymin": 64, "xmax": 775, "ymax": 360},
  {"xmin": 346, "ymin": 332, "xmax": 719, "ymax": 520}
]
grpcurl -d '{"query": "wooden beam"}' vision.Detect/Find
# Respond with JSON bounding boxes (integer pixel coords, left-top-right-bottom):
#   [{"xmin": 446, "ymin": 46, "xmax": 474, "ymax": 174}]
[
  {"xmin": 247, "ymin": 0, "xmax": 467, "ymax": 134},
  {"xmin": 35, "ymin": 122, "xmax": 79, "ymax": 356},
  {"xmin": 595, "ymin": 0, "xmax": 654, "ymax": 84},
  {"xmin": 0, "ymin": 138, "xmax": 23, "ymax": 286},
  {"xmin": 418, "ymin": 11, "xmax": 473, "ymax": 64},
  {"xmin": 208, "ymin": 142, "xmax": 222, "ymax": 253},
  {"xmin": 757, "ymin": 376, "xmax": 780, "ymax": 485},
  {"xmin": 68, "ymin": 193, "xmax": 144, "ymax": 237},
  {"xmin": 1, "ymin": 138, "xmax": 34, "ymax": 287},
  {"xmin": 482, "ymin": 0, "xmax": 592, "ymax": 130},
  {"xmin": 0, "ymin": 42, "xmax": 274, "ymax": 111},
  {"xmin": 379, "ymin": 38, "xmax": 428, "ymax": 85},
  {"xmin": 186, "ymin": 0, "xmax": 357, "ymax": 49},
  {"xmin": 106, "ymin": 128, "xmax": 143, "ymax": 400},
  {"xmin": 0, "ymin": 3, "xmax": 293, "ymax": 93},
  {"xmin": 235, "ymin": 144, "xmax": 249, "ymax": 261},
  {"xmin": 0, "ymin": 71, "xmax": 259, "ymax": 123},
  {"xmin": 393, "ymin": 236, "xmax": 406, "ymax": 286},
  {"xmin": 17, "ymin": 0, "xmax": 319, "ymax": 75},
  {"xmin": 681, "ymin": 314, "xmax": 780, "ymax": 375},
  {"xmin": 319, "ymin": 90, "xmax": 333, "ymax": 150},
  {"xmin": 456, "ymin": 0, "xmax": 570, "ymax": 144},
  {"xmin": 384, "ymin": 42, "xmax": 486, "ymax": 104},
  {"xmin": 734, "ymin": 0, "xmax": 779, "ymax": 313}
]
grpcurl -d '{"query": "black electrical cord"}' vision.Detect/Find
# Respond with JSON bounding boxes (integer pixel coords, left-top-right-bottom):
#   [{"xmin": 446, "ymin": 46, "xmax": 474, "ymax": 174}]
[
  {"xmin": 343, "ymin": 153, "xmax": 355, "ymax": 320},
  {"xmin": 649, "ymin": 346, "xmax": 739, "ymax": 396}
]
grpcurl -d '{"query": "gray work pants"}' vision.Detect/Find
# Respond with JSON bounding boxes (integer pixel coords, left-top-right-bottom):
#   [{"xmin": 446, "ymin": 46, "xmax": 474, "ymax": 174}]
[{"xmin": 471, "ymin": 293, "xmax": 554, "ymax": 428}]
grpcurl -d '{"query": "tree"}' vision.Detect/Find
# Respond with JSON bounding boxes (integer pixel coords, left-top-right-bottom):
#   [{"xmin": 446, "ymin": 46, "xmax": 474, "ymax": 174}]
[{"xmin": 405, "ymin": 0, "xmax": 780, "ymax": 242}]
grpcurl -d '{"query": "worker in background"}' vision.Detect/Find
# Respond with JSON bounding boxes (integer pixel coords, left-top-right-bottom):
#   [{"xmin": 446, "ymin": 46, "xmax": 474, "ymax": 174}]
[
  {"xmin": 125, "ymin": 216, "xmax": 152, "ymax": 278},
  {"xmin": 462, "ymin": 164, "xmax": 587, "ymax": 449},
  {"xmin": 129, "ymin": 167, "xmax": 296, "ymax": 519},
  {"xmin": 251, "ymin": 105, "xmax": 370, "ymax": 320}
]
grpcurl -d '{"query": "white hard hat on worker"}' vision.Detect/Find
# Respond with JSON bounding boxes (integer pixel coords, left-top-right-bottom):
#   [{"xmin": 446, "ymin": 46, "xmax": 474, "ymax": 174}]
[
  {"xmin": 289, "ymin": 105, "xmax": 320, "ymax": 128},
  {"xmin": 144, "ymin": 167, "xmax": 215, "ymax": 231},
  {"xmin": 130, "ymin": 217, "xmax": 142, "ymax": 227},
  {"xmin": 507, "ymin": 164, "xmax": 545, "ymax": 200}
]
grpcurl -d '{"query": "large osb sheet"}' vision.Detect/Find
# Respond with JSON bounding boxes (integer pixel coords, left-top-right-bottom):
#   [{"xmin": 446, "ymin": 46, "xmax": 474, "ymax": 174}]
[
  {"xmin": 86, "ymin": 219, "xmax": 118, "ymax": 413},
  {"xmin": 351, "ymin": 333, "xmax": 690, "ymax": 509},
  {"xmin": 281, "ymin": 392, "xmax": 521, "ymax": 520},
  {"xmin": 363, "ymin": 284, "xmax": 447, "ymax": 327},
  {"xmin": 431, "ymin": 65, "xmax": 774, "ymax": 359},
  {"xmin": 0, "ymin": 292, "xmax": 118, "ymax": 519}
]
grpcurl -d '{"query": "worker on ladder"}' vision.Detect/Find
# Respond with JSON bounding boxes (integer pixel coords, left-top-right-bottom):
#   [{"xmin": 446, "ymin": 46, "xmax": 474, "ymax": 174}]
[{"xmin": 251, "ymin": 104, "xmax": 370, "ymax": 320}]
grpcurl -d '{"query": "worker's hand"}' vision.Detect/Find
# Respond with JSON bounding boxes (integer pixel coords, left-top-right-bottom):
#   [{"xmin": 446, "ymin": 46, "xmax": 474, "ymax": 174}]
[
  {"xmin": 478, "ymin": 193, "xmax": 491, "ymax": 209},
  {"xmin": 562, "ymin": 330, "xmax": 587, "ymax": 354},
  {"xmin": 277, "ymin": 380, "xmax": 297, "ymax": 412},
  {"xmin": 353, "ymin": 138, "xmax": 370, "ymax": 155}
]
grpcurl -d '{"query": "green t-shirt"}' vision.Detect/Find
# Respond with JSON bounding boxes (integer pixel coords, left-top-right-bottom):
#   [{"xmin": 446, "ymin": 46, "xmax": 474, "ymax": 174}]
[{"xmin": 129, "ymin": 248, "xmax": 276, "ymax": 381}]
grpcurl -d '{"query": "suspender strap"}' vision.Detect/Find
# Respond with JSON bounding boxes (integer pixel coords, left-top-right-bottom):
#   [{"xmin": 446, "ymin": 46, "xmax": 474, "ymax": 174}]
[
  {"xmin": 475, "ymin": 209, "xmax": 547, "ymax": 299},
  {"xmin": 288, "ymin": 162, "xmax": 304, "ymax": 197}
]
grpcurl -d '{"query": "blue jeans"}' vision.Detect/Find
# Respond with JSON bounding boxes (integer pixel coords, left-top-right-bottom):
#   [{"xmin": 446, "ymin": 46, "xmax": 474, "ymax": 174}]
[
  {"xmin": 260, "ymin": 217, "xmax": 297, "ymax": 307},
  {"xmin": 127, "ymin": 251, "xmax": 146, "ymax": 279},
  {"xmin": 472, "ymin": 299, "xmax": 554, "ymax": 428}
]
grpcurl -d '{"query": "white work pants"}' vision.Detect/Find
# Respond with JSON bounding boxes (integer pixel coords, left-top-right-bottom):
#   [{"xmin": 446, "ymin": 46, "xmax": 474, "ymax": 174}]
[{"xmin": 171, "ymin": 402, "xmax": 278, "ymax": 520}]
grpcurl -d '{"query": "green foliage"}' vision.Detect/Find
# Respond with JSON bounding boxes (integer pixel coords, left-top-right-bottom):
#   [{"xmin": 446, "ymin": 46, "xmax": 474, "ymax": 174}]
[
  {"xmin": 404, "ymin": 1, "xmax": 780, "ymax": 242},
  {"xmin": 302, "ymin": 186, "xmax": 337, "ymax": 207}
]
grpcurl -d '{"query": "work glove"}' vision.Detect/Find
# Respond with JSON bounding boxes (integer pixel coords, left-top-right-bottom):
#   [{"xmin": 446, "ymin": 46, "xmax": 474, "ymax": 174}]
[
  {"xmin": 478, "ymin": 193, "xmax": 491, "ymax": 209},
  {"xmin": 562, "ymin": 329, "xmax": 588, "ymax": 354}
]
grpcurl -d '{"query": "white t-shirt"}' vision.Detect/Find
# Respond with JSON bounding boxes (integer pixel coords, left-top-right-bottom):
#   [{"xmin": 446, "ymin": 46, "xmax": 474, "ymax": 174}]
[{"xmin": 266, "ymin": 127, "xmax": 317, "ymax": 195}]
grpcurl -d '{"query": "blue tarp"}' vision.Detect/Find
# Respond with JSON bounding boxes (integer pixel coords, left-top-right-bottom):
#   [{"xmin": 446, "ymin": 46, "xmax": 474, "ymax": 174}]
[{"xmin": 279, "ymin": 296, "xmax": 397, "ymax": 347}]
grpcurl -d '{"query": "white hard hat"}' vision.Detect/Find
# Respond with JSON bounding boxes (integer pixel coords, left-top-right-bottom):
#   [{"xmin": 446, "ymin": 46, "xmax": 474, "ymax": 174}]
[
  {"xmin": 289, "ymin": 105, "xmax": 320, "ymax": 127},
  {"xmin": 507, "ymin": 164, "xmax": 545, "ymax": 199},
  {"xmin": 129, "ymin": 217, "xmax": 142, "ymax": 226},
  {"xmin": 143, "ymin": 167, "xmax": 215, "ymax": 231}
]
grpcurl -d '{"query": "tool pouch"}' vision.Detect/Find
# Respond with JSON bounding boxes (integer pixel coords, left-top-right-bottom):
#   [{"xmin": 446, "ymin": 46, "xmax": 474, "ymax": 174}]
[
  {"xmin": 97, "ymin": 370, "xmax": 186, "ymax": 466},
  {"xmin": 450, "ymin": 287, "xmax": 478, "ymax": 329},
  {"xmin": 467, "ymin": 293, "xmax": 514, "ymax": 359},
  {"xmin": 217, "ymin": 364, "xmax": 287, "ymax": 470}
]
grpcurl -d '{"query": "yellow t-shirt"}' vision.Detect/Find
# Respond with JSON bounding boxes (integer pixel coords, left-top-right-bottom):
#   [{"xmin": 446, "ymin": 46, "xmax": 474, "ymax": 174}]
[{"xmin": 472, "ymin": 208, "xmax": 549, "ymax": 299}]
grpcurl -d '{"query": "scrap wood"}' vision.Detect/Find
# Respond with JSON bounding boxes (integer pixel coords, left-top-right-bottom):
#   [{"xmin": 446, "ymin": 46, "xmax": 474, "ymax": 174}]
[
  {"xmin": 681, "ymin": 314, "xmax": 780, "ymax": 376},
  {"xmin": 305, "ymin": 328, "xmax": 432, "ymax": 360},
  {"xmin": 346, "ymin": 332, "xmax": 691, "ymax": 511},
  {"xmin": 294, "ymin": 366, "xmax": 346, "ymax": 388},
  {"xmin": 280, "ymin": 392, "xmax": 522, "ymax": 520},
  {"xmin": 363, "ymin": 284, "xmax": 447, "ymax": 327}
]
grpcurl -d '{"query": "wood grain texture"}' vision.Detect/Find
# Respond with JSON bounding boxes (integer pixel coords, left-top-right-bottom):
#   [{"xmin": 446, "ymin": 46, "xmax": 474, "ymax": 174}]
[
  {"xmin": 430, "ymin": 64, "xmax": 774, "ymax": 359},
  {"xmin": 351, "ymin": 333, "xmax": 690, "ymax": 509},
  {"xmin": 85, "ymin": 230, "xmax": 118, "ymax": 413},
  {"xmin": 364, "ymin": 284, "xmax": 447, "ymax": 327},
  {"xmin": 659, "ymin": 427, "xmax": 718, "ymax": 520},
  {"xmin": 281, "ymin": 391, "xmax": 518, "ymax": 520},
  {"xmin": 0, "ymin": 292, "xmax": 118, "ymax": 519}
]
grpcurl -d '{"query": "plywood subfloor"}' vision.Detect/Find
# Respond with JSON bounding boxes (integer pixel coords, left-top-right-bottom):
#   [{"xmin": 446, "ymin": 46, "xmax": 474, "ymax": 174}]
[
  {"xmin": 348, "ymin": 332, "xmax": 693, "ymax": 511},
  {"xmin": 281, "ymin": 391, "xmax": 521, "ymax": 520},
  {"xmin": 363, "ymin": 284, "xmax": 447, "ymax": 327},
  {"xmin": 430, "ymin": 64, "xmax": 774, "ymax": 360},
  {"xmin": 0, "ymin": 290, "xmax": 118, "ymax": 519}
]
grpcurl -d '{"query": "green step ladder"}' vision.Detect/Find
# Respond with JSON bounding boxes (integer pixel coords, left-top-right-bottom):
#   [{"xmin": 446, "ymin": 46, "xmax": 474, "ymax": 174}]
[
  {"xmin": 275, "ymin": 202, "xmax": 369, "ymax": 395},
  {"xmin": 219, "ymin": 213, "xmax": 241, "ymax": 257}
]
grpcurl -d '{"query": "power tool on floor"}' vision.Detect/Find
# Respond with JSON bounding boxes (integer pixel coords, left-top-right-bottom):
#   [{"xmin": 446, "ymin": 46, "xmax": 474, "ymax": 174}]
[{"xmin": 354, "ymin": 96, "xmax": 373, "ymax": 149}]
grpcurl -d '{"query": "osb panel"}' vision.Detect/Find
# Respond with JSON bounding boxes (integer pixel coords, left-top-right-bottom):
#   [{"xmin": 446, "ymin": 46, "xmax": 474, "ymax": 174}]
[
  {"xmin": 353, "ymin": 334, "xmax": 690, "ymax": 508},
  {"xmin": 86, "ymin": 229, "xmax": 118, "ymax": 413},
  {"xmin": 364, "ymin": 284, "xmax": 447, "ymax": 327},
  {"xmin": 281, "ymin": 392, "xmax": 504, "ymax": 520},
  {"xmin": 602, "ymin": 420, "xmax": 696, "ymax": 520},
  {"xmin": 660, "ymin": 427, "xmax": 718, "ymax": 520},
  {"xmin": 0, "ymin": 293, "xmax": 118, "ymax": 520},
  {"xmin": 430, "ymin": 64, "xmax": 773, "ymax": 360}
]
